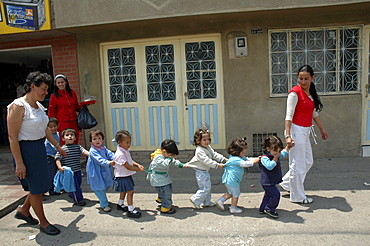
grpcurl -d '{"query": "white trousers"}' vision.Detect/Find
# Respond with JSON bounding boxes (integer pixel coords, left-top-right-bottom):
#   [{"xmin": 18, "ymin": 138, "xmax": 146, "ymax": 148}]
[{"xmin": 280, "ymin": 123, "xmax": 313, "ymax": 202}]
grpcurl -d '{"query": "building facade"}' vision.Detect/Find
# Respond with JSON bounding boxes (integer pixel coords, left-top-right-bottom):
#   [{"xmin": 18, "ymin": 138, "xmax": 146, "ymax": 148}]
[{"xmin": 1, "ymin": 0, "xmax": 370, "ymax": 157}]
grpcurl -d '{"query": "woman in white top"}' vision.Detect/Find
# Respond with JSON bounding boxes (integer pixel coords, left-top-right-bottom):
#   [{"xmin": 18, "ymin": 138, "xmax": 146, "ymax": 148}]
[{"xmin": 7, "ymin": 71, "xmax": 66, "ymax": 235}]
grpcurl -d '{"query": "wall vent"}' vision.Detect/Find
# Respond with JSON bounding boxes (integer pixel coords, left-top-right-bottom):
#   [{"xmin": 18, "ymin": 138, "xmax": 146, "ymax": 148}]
[{"xmin": 252, "ymin": 133, "xmax": 277, "ymax": 156}]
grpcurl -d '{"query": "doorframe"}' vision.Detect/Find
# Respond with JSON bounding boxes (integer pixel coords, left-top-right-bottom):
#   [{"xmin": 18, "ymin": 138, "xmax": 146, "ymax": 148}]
[{"xmin": 361, "ymin": 25, "xmax": 370, "ymax": 154}]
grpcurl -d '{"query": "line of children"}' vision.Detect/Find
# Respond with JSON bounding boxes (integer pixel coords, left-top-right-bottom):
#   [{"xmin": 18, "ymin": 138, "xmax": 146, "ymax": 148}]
[
  {"xmin": 50, "ymin": 126, "xmax": 291, "ymax": 219},
  {"xmin": 146, "ymin": 139, "xmax": 186, "ymax": 214},
  {"xmin": 55, "ymin": 128, "xmax": 89, "ymax": 206}
]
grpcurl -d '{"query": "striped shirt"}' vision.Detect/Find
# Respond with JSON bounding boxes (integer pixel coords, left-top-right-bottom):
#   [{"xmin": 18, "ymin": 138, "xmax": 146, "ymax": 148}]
[{"xmin": 55, "ymin": 144, "xmax": 87, "ymax": 172}]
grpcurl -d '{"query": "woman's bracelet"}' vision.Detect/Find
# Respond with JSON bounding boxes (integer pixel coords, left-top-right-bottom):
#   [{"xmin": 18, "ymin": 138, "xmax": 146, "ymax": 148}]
[{"xmin": 54, "ymin": 143, "xmax": 60, "ymax": 148}]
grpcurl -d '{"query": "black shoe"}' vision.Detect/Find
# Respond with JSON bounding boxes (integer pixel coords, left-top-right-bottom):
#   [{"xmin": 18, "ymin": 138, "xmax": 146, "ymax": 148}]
[
  {"xmin": 74, "ymin": 200, "xmax": 86, "ymax": 206},
  {"xmin": 40, "ymin": 224, "xmax": 61, "ymax": 235},
  {"xmin": 117, "ymin": 204, "xmax": 128, "ymax": 212},
  {"xmin": 14, "ymin": 210, "xmax": 39, "ymax": 225},
  {"xmin": 259, "ymin": 210, "xmax": 266, "ymax": 215},
  {"xmin": 127, "ymin": 210, "xmax": 141, "ymax": 218},
  {"xmin": 161, "ymin": 208, "xmax": 176, "ymax": 214},
  {"xmin": 264, "ymin": 209, "xmax": 279, "ymax": 219}
]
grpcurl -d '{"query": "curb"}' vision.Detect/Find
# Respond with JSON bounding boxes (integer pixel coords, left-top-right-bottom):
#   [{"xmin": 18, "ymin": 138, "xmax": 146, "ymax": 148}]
[{"xmin": 0, "ymin": 195, "xmax": 26, "ymax": 219}]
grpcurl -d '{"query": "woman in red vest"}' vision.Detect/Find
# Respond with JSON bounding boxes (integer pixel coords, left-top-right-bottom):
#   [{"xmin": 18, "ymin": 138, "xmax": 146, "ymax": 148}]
[
  {"xmin": 48, "ymin": 74, "xmax": 82, "ymax": 144},
  {"xmin": 280, "ymin": 65, "xmax": 328, "ymax": 204}
]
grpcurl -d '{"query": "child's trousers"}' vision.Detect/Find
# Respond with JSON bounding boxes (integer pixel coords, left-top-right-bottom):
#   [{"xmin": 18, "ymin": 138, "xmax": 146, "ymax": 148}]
[
  {"xmin": 69, "ymin": 170, "xmax": 83, "ymax": 203},
  {"xmin": 155, "ymin": 183, "xmax": 173, "ymax": 209},
  {"xmin": 191, "ymin": 171, "xmax": 212, "ymax": 206},
  {"xmin": 94, "ymin": 188, "xmax": 110, "ymax": 208},
  {"xmin": 259, "ymin": 185, "xmax": 280, "ymax": 212}
]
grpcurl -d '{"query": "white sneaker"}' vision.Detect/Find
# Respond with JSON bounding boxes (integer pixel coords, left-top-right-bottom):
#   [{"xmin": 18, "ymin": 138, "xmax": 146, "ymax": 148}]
[
  {"xmin": 364, "ymin": 182, "xmax": 370, "ymax": 187},
  {"xmin": 102, "ymin": 206, "xmax": 111, "ymax": 212},
  {"xmin": 215, "ymin": 199, "xmax": 224, "ymax": 211},
  {"xmin": 229, "ymin": 207, "xmax": 242, "ymax": 214}
]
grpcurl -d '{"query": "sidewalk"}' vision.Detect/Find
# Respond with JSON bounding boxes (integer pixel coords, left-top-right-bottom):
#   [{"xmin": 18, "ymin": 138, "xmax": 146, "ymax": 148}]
[{"xmin": 0, "ymin": 144, "xmax": 369, "ymax": 245}]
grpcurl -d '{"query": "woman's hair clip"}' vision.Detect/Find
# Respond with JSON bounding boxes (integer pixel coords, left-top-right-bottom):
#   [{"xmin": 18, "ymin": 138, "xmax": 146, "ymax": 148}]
[{"xmin": 241, "ymin": 137, "xmax": 247, "ymax": 142}]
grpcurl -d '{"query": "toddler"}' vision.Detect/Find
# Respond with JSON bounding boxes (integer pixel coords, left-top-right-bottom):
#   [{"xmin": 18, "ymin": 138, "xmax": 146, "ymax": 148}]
[
  {"xmin": 187, "ymin": 128, "xmax": 227, "ymax": 209},
  {"xmin": 44, "ymin": 117, "xmax": 60, "ymax": 195},
  {"xmin": 216, "ymin": 137, "xmax": 260, "ymax": 213},
  {"xmin": 55, "ymin": 128, "xmax": 89, "ymax": 206},
  {"xmin": 86, "ymin": 130, "xmax": 115, "ymax": 212},
  {"xmin": 259, "ymin": 135, "xmax": 291, "ymax": 219},
  {"xmin": 113, "ymin": 130, "xmax": 144, "ymax": 218},
  {"xmin": 147, "ymin": 139, "xmax": 186, "ymax": 215}
]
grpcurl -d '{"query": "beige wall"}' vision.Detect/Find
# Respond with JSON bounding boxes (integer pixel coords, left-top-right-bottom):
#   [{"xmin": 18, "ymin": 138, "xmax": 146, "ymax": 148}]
[
  {"xmin": 52, "ymin": 0, "xmax": 369, "ymax": 28},
  {"xmin": 72, "ymin": 2, "xmax": 369, "ymax": 157}
]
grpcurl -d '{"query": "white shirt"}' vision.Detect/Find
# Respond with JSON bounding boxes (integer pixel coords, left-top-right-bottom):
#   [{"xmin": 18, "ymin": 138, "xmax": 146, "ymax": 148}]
[
  {"xmin": 113, "ymin": 146, "xmax": 136, "ymax": 177},
  {"xmin": 7, "ymin": 97, "xmax": 48, "ymax": 141}
]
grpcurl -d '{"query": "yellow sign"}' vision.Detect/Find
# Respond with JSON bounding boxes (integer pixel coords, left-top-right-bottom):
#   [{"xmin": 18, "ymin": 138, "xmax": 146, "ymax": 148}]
[{"xmin": 0, "ymin": 0, "xmax": 51, "ymax": 35}]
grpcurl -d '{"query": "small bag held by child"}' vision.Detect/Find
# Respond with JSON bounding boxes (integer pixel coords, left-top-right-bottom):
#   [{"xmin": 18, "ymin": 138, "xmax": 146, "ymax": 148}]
[{"xmin": 78, "ymin": 105, "xmax": 98, "ymax": 129}]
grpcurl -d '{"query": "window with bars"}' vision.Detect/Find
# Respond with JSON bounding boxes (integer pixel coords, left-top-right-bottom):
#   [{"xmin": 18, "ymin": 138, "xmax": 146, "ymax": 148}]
[
  {"xmin": 252, "ymin": 132, "xmax": 277, "ymax": 156},
  {"xmin": 269, "ymin": 26, "xmax": 362, "ymax": 96}
]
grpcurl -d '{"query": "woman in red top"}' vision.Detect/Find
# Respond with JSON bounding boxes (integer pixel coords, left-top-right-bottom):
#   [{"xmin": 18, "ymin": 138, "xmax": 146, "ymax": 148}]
[
  {"xmin": 280, "ymin": 65, "xmax": 328, "ymax": 204},
  {"xmin": 48, "ymin": 74, "xmax": 82, "ymax": 143}
]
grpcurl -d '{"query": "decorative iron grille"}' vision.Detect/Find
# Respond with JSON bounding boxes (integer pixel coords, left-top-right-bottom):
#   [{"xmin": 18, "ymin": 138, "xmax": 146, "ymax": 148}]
[
  {"xmin": 146, "ymin": 44, "xmax": 176, "ymax": 101},
  {"xmin": 107, "ymin": 47, "xmax": 137, "ymax": 103},
  {"xmin": 185, "ymin": 41, "xmax": 217, "ymax": 99},
  {"xmin": 269, "ymin": 26, "xmax": 362, "ymax": 96}
]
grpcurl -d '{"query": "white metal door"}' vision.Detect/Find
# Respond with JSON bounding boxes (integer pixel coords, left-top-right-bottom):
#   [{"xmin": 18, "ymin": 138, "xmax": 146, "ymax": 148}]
[{"xmin": 100, "ymin": 34, "xmax": 225, "ymax": 150}]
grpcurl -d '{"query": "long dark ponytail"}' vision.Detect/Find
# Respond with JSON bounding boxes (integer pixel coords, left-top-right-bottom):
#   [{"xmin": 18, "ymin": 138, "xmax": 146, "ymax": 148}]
[{"xmin": 298, "ymin": 65, "xmax": 323, "ymax": 112}]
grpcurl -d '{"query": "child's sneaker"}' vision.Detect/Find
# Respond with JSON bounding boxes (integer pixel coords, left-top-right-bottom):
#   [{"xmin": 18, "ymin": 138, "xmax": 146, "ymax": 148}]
[
  {"xmin": 189, "ymin": 198, "xmax": 201, "ymax": 209},
  {"xmin": 155, "ymin": 197, "xmax": 162, "ymax": 203},
  {"xmin": 264, "ymin": 209, "xmax": 279, "ymax": 219},
  {"xmin": 229, "ymin": 207, "xmax": 242, "ymax": 214},
  {"xmin": 127, "ymin": 209, "xmax": 141, "ymax": 218},
  {"xmin": 202, "ymin": 202, "xmax": 216, "ymax": 207},
  {"xmin": 117, "ymin": 204, "xmax": 128, "ymax": 212},
  {"xmin": 102, "ymin": 206, "xmax": 111, "ymax": 212},
  {"xmin": 215, "ymin": 199, "xmax": 225, "ymax": 211},
  {"xmin": 160, "ymin": 207, "xmax": 176, "ymax": 214}
]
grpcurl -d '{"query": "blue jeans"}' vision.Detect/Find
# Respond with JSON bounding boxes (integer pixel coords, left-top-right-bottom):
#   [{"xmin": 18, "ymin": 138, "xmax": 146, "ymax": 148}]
[
  {"xmin": 191, "ymin": 171, "xmax": 212, "ymax": 206},
  {"xmin": 155, "ymin": 183, "xmax": 173, "ymax": 208},
  {"xmin": 94, "ymin": 188, "xmax": 110, "ymax": 208}
]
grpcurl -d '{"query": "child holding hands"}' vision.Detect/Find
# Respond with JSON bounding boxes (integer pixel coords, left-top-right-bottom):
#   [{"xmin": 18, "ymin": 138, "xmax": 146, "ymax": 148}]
[
  {"xmin": 259, "ymin": 135, "xmax": 291, "ymax": 219},
  {"xmin": 147, "ymin": 139, "xmax": 186, "ymax": 215},
  {"xmin": 113, "ymin": 130, "xmax": 144, "ymax": 218},
  {"xmin": 216, "ymin": 137, "xmax": 260, "ymax": 213},
  {"xmin": 55, "ymin": 128, "xmax": 89, "ymax": 206},
  {"xmin": 86, "ymin": 130, "xmax": 115, "ymax": 212},
  {"xmin": 187, "ymin": 128, "xmax": 227, "ymax": 209}
]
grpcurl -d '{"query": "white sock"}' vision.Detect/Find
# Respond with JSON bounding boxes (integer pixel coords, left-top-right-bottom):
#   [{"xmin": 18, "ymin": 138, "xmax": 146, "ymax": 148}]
[
  {"xmin": 118, "ymin": 199, "xmax": 124, "ymax": 206},
  {"xmin": 128, "ymin": 205, "xmax": 134, "ymax": 212}
]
